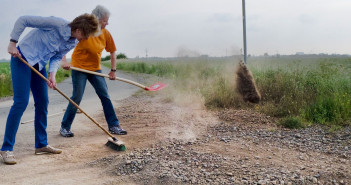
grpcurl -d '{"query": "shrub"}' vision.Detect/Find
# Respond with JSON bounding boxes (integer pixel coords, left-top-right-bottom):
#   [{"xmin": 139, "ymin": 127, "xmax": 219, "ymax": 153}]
[
  {"xmin": 101, "ymin": 55, "xmax": 111, "ymax": 61},
  {"xmin": 117, "ymin": 53, "xmax": 127, "ymax": 59},
  {"xmin": 278, "ymin": 116, "xmax": 306, "ymax": 129}
]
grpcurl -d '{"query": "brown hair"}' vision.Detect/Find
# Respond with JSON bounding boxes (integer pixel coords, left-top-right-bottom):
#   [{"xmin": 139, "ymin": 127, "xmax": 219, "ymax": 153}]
[{"xmin": 69, "ymin": 13, "xmax": 99, "ymax": 38}]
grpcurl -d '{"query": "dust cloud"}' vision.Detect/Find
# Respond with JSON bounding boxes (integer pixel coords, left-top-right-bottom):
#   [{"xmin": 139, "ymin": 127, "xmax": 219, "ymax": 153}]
[{"xmin": 176, "ymin": 46, "xmax": 200, "ymax": 58}]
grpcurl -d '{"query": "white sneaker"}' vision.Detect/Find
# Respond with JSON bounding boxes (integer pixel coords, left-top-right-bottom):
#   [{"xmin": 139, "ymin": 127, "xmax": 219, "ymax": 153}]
[
  {"xmin": 0, "ymin": 151, "xmax": 17, "ymax": 165},
  {"xmin": 35, "ymin": 145, "xmax": 62, "ymax": 155}
]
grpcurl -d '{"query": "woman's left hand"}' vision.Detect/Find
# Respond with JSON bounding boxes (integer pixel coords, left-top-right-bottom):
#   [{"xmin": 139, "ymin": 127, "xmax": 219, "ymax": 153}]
[{"xmin": 8, "ymin": 42, "xmax": 20, "ymax": 57}]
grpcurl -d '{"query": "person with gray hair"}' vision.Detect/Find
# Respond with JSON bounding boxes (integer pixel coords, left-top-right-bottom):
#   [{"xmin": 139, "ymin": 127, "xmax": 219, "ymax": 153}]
[
  {"xmin": 60, "ymin": 5, "xmax": 127, "ymax": 137},
  {"xmin": 92, "ymin": 4, "xmax": 111, "ymax": 20}
]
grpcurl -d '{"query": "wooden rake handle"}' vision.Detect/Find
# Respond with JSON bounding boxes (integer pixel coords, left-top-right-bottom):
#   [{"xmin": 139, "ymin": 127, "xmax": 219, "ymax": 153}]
[
  {"xmin": 21, "ymin": 111, "xmax": 64, "ymax": 124},
  {"xmin": 18, "ymin": 56, "xmax": 115, "ymax": 139},
  {"xmin": 70, "ymin": 66, "xmax": 147, "ymax": 90}
]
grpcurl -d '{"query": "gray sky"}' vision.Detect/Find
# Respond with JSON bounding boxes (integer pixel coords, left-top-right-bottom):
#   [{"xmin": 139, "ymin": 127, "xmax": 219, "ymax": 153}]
[{"xmin": 0, "ymin": 0, "xmax": 350, "ymax": 59}]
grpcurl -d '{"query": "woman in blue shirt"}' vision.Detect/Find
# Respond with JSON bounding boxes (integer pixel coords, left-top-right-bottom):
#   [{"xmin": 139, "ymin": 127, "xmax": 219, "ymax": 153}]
[{"xmin": 1, "ymin": 13, "xmax": 99, "ymax": 165}]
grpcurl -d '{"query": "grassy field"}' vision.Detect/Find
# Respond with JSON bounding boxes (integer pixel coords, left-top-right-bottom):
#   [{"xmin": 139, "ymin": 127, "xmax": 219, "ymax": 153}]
[
  {"xmin": 0, "ymin": 62, "xmax": 70, "ymax": 98},
  {"xmin": 0, "ymin": 63, "xmax": 12, "ymax": 97},
  {"xmin": 250, "ymin": 57, "xmax": 351, "ymax": 128},
  {"xmin": 103, "ymin": 56, "xmax": 351, "ymax": 128}
]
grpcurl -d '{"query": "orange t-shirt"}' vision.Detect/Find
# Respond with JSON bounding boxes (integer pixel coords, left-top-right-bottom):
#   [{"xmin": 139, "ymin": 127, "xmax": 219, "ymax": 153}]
[{"xmin": 71, "ymin": 29, "xmax": 116, "ymax": 71}]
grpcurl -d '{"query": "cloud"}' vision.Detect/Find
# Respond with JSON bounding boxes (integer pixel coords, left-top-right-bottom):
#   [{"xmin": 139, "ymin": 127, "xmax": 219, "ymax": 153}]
[
  {"xmin": 298, "ymin": 14, "xmax": 317, "ymax": 24},
  {"xmin": 0, "ymin": 0, "xmax": 351, "ymax": 59}
]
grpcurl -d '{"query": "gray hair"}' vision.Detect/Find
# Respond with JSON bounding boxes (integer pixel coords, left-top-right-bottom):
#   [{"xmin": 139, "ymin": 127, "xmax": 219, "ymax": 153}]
[{"xmin": 92, "ymin": 5, "xmax": 110, "ymax": 20}]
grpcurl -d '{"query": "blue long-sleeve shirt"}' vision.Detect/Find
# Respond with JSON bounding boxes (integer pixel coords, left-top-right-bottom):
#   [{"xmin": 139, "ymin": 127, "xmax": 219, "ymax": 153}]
[{"xmin": 10, "ymin": 16, "xmax": 78, "ymax": 72}]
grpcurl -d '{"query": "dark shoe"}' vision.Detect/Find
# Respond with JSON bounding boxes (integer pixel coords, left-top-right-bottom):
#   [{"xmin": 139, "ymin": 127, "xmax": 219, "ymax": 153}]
[
  {"xmin": 109, "ymin": 126, "xmax": 127, "ymax": 135},
  {"xmin": 35, "ymin": 145, "xmax": 62, "ymax": 155},
  {"xmin": 60, "ymin": 128, "xmax": 74, "ymax": 137}
]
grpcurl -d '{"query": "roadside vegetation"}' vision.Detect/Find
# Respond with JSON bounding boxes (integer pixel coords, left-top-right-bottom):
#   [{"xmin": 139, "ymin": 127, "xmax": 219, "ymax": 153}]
[
  {"xmin": 251, "ymin": 57, "xmax": 351, "ymax": 127},
  {"xmin": 1, "ymin": 56, "xmax": 350, "ymax": 128},
  {"xmin": 0, "ymin": 62, "xmax": 70, "ymax": 98},
  {"xmin": 55, "ymin": 67, "xmax": 71, "ymax": 83},
  {"xmin": 101, "ymin": 53, "xmax": 127, "ymax": 61},
  {"xmin": 0, "ymin": 63, "xmax": 12, "ymax": 97},
  {"xmin": 103, "ymin": 56, "xmax": 351, "ymax": 128}
]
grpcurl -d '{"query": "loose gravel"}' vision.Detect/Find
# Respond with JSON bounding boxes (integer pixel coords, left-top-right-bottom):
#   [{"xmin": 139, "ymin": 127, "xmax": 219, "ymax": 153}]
[{"xmin": 88, "ymin": 97, "xmax": 350, "ymax": 185}]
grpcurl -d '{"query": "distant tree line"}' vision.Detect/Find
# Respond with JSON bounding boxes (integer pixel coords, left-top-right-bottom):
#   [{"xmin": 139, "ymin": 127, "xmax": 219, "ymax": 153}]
[{"xmin": 101, "ymin": 53, "xmax": 127, "ymax": 61}]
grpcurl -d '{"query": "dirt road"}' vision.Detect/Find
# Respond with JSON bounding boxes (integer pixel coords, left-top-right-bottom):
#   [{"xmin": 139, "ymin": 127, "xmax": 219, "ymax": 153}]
[
  {"xmin": 0, "ymin": 68, "xmax": 139, "ymax": 184},
  {"xmin": 0, "ymin": 70, "xmax": 350, "ymax": 184}
]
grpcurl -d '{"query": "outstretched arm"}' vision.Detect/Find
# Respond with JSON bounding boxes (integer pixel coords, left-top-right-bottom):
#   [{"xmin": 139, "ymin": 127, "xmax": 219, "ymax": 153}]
[{"xmin": 108, "ymin": 52, "xmax": 116, "ymax": 80}]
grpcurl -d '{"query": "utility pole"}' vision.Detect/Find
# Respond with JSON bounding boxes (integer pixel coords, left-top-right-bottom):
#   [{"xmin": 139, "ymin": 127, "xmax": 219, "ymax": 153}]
[
  {"xmin": 145, "ymin": 48, "xmax": 148, "ymax": 58},
  {"xmin": 242, "ymin": 0, "xmax": 247, "ymax": 64}
]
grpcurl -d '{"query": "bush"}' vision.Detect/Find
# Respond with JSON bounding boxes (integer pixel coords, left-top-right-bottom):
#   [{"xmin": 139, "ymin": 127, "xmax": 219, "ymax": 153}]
[
  {"xmin": 101, "ymin": 55, "xmax": 111, "ymax": 61},
  {"xmin": 278, "ymin": 116, "xmax": 306, "ymax": 129},
  {"xmin": 117, "ymin": 53, "xmax": 127, "ymax": 59}
]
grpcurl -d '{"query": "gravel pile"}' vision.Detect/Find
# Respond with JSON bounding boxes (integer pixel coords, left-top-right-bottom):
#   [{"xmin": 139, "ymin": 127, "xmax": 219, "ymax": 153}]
[
  {"xmin": 217, "ymin": 109, "xmax": 350, "ymax": 158},
  {"xmin": 88, "ymin": 108, "xmax": 350, "ymax": 184},
  {"xmin": 90, "ymin": 139, "xmax": 349, "ymax": 184},
  {"xmin": 212, "ymin": 123, "xmax": 351, "ymax": 159}
]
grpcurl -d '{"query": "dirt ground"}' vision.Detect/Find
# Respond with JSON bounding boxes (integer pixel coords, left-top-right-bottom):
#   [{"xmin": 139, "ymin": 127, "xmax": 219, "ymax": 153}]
[{"xmin": 0, "ymin": 91, "xmax": 350, "ymax": 184}]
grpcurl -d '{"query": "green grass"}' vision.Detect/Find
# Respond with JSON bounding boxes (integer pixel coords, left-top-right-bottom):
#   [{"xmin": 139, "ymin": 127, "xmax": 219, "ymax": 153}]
[
  {"xmin": 278, "ymin": 116, "xmax": 306, "ymax": 129},
  {"xmin": 0, "ymin": 63, "xmax": 12, "ymax": 97},
  {"xmin": 1, "ymin": 56, "xmax": 349, "ymax": 127},
  {"xmin": 55, "ymin": 68, "xmax": 71, "ymax": 83},
  {"xmin": 0, "ymin": 62, "xmax": 71, "ymax": 98},
  {"xmin": 251, "ymin": 57, "xmax": 351, "ymax": 126},
  {"xmin": 103, "ymin": 56, "xmax": 351, "ymax": 127}
]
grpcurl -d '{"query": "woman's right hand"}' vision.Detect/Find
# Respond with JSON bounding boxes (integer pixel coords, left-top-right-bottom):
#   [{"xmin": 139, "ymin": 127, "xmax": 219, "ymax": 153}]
[{"xmin": 8, "ymin": 42, "xmax": 20, "ymax": 57}]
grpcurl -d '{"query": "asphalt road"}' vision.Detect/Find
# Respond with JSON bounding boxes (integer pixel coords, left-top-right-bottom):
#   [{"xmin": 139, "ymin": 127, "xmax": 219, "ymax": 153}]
[{"xmin": 0, "ymin": 66, "xmax": 138, "ymax": 151}]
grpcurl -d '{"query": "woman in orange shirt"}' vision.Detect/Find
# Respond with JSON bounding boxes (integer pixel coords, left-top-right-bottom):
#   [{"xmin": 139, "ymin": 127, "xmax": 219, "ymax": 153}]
[{"xmin": 60, "ymin": 5, "xmax": 127, "ymax": 137}]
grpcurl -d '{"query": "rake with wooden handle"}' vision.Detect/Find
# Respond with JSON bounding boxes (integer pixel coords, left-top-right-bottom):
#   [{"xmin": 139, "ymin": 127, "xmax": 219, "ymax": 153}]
[
  {"xmin": 18, "ymin": 56, "xmax": 125, "ymax": 151},
  {"xmin": 70, "ymin": 66, "xmax": 166, "ymax": 91}
]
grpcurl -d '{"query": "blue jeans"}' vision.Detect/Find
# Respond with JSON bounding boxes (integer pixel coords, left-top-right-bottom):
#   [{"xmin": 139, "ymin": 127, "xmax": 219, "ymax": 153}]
[
  {"xmin": 1, "ymin": 56, "xmax": 49, "ymax": 151},
  {"xmin": 61, "ymin": 70, "xmax": 119, "ymax": 130}
]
